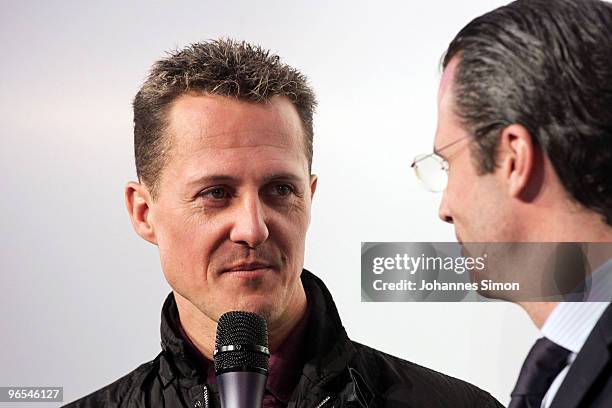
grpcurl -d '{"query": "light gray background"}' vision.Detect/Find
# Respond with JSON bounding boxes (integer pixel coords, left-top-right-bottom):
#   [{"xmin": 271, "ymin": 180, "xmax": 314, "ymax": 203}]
[{"xmin": 1, "ymin": 1, "xmax": 543, "ymax": 406}]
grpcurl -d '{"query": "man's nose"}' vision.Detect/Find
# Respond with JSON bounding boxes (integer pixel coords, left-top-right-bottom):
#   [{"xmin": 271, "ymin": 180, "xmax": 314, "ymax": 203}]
[
  {"xmin": 438, "ymin": 190, "xmax": 454, "ymax": 224},
  {"xmin": 229, "ymin": 193, "xmax": 269, "ymax": 248}
]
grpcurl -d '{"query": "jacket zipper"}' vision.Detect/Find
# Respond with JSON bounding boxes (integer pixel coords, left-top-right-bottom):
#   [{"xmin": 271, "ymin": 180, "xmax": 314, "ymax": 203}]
[
  {"xmin": 202, "ymin": 385, "xmax": 209, "ymax": 408},
  {"xmin": 314, "ymin": 395, "xmax": 332, "ymax": 408},
  {"xmin": 193, "ymin": 385, "xmax": 209, "ymax": 408}
]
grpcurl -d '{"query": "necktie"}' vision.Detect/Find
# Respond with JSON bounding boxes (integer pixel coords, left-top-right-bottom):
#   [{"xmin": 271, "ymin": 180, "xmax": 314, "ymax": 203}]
[{"xmin": 509, "ymin": 337, "xmax": 571, "ymax": 408}]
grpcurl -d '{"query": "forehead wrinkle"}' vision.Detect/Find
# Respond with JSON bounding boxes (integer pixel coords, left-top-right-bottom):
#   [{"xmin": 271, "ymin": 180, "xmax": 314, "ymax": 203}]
[
  {"xmin": 179, "ymin": 136, "xmax": 304, "ymax": 171},
  {"xmin": 167, "ymin": 114, "xmax": 298, "ymax": 162},
  {"xmin": 179, "ymin": 136, "xmax": 308, "ymax": 183},
  {"xmin": 195, "ymin": 130, "xmax": 296, "ymax": 148}
]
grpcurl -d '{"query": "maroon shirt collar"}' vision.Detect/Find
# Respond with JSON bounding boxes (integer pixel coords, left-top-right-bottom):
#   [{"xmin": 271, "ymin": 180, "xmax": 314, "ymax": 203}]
[
  {"xmin": 179, "ymin": 305, "xmax": 310, "ymax": 405},
  {"xmin": 265, "ymin": 304, "xmax": 310, "ymax": 403}
]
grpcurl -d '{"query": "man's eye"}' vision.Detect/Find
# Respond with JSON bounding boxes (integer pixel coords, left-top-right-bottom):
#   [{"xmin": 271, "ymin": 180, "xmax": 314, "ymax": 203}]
[
  {"xmin": 200, "ymin": 187, "xmax": 230, "ymax": 200},
  {"xmin": 272, "ymin": 184, "xmax": 294, "ymax": 197}
]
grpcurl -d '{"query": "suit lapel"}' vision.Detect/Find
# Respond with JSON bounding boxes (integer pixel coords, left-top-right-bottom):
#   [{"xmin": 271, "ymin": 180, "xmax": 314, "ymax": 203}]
[{"xmin": 550, "ymin": 304, "xmax": 612, "ymax": 408}]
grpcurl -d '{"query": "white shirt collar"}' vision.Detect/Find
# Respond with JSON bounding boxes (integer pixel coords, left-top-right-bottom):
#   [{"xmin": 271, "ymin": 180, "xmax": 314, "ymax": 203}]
[{"xmin": 542, "ymin": 301, "xmax": 609, "ymax": 353}]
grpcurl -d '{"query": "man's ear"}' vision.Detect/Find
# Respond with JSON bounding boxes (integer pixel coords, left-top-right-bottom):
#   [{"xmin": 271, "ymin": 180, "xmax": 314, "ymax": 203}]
[
  {"xmin": 125, "ymin": 181, "xmax": 158, "ymax": 245},
  {"xmin": 309, "ymin": 174, "xmax": 318, "ymax": 199},
  {"xmin": 498, "ymin": 124, "xmax": 537, "ymax": 198}
]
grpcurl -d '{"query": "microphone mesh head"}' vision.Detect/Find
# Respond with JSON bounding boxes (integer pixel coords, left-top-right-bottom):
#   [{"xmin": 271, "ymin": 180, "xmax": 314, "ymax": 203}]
[{"xmin": 214, "ymin": 311, "xmax": 269, "ymax": 373}]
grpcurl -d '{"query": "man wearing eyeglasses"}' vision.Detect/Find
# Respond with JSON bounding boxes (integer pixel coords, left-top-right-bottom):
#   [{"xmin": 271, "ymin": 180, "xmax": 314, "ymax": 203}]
[{"xmin": 412, "ymin": 1, "xmax": 612, "ymax": 407}]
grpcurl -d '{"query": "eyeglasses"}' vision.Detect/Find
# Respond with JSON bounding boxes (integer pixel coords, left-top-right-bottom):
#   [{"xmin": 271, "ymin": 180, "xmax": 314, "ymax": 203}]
[{"xmin": 411, "ymin": 120, "xmax": 511, "ymax": 192}]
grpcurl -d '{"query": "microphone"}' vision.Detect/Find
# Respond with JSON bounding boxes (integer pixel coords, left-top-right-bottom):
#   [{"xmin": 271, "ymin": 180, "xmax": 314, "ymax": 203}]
[{"xmin": 214, "ymin": 311, "xmax": 270, "ymax": 408}]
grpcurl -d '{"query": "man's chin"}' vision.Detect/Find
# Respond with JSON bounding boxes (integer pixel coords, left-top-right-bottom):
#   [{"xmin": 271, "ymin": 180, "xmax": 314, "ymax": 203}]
[{"xmin": 211, "ymin": 292, "xmax": 279, "ymax": 322}]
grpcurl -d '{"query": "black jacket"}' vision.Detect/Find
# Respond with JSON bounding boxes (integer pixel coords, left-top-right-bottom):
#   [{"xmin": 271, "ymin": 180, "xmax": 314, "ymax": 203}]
[
  {"xmin": 549, "ymin": 303, "xmax": 612, "ymax": 408},
  {"xmin": 65, "ymin": 270, "xmax": 502, "ymax": 407}
]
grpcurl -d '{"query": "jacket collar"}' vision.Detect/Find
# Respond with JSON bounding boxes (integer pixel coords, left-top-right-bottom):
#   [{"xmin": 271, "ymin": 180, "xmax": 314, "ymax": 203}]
[
  {"xmin": 299, "ymin": 270, "xmax": 356, "ymax": 388},
  {"xmin": 158, "ymin": 270, "xmax": 357, "ymax": 391},
  {"xmin": 159, "ymin": 290, "xmax": 207, "ymax": 386}
]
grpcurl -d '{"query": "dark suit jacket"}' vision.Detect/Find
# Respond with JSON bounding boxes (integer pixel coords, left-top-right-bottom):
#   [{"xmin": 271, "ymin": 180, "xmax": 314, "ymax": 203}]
[{"xmin": 550, "ymin": 303, "xmax": 612, "ymax": 408}]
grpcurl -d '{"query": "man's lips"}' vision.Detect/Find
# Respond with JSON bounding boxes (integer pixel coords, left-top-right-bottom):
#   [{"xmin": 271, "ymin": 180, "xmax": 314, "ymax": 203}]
[{"xmin": 222, "ymin": 262, "xmax": 275, "ymax": 273}]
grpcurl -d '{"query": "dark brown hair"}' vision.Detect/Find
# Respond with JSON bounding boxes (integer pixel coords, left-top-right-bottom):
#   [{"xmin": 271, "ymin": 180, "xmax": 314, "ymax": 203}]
[{"xmin": 442, "ymin": 0, "xmax": 612, "ymax": 225}]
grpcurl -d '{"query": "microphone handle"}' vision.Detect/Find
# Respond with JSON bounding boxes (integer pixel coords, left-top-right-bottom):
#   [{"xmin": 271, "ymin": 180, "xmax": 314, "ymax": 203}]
[{"xmin": 217, "ymin": 371, "xmax": 267, "ymax": 408}]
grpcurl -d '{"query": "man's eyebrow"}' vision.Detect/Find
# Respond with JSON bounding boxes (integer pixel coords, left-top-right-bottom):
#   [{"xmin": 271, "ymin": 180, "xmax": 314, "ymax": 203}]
[
  {"xmin": 187, "ymin": 175, "xmax": 240, "ymax": 188},
  {"xmin": 186, "ymin": 172, "xmax": 305, "ymax": 188},
  {"xmin": 261, "ymin": 173, "xmax": 304, "ymax": 184}
]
